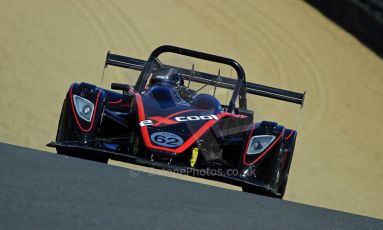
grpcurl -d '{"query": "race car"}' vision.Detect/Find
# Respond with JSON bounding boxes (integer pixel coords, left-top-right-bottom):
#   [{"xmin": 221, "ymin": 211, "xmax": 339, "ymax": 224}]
[{"xmin": 48, "ymin": 45, "xmax": 305, "ymax": 198}]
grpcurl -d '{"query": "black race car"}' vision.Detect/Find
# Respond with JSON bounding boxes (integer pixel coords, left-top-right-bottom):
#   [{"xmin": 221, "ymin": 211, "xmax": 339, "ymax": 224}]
[{"xmin": 48, "ymin": 45, "xmax": 305, "ymax": 198}]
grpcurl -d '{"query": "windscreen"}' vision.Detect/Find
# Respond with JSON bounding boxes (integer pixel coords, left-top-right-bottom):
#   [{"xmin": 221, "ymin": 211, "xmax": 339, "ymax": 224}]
[{"xmin": 140, "ymin": 52, "xmax": 239, "ymax": 109}]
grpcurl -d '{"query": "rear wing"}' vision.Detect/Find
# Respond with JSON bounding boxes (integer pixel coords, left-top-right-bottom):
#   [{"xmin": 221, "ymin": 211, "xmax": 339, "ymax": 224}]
[{"xmin": 105, "ymin": 52, "xmax": 305, "ymax": 107}]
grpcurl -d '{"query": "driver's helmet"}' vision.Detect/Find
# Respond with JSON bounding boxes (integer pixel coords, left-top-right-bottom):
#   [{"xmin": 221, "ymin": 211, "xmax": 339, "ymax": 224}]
[{"xmin": 148, "ymin": 67, "xmax": 184, "ymax": 88}]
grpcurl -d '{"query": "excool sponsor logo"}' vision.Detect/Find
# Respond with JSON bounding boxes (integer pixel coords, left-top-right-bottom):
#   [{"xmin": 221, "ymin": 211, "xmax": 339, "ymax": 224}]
[{"xmin": 139, "ymin": 114, "xmax": 218, "ymax": 127}]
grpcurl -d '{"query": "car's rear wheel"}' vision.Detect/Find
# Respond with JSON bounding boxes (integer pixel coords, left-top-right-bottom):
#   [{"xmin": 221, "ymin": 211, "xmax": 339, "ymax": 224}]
[
  {"xmin": 242, "ymin": 185, "xmax": 283, "ymax": 199},
  {"xmin": 57, "ymin": 148, "xmax": 109, "ymax": 164},
  {"xmin": 276, "ymin": 177, "xmax": 288, "ymax": 198}
]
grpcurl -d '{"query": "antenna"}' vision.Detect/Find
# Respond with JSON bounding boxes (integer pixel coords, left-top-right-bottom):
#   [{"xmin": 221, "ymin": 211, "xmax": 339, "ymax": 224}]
[
  {"xmin": 188, "ymin": 64, "xmax": 194, "ymax": 88},
  {"xmin": 100, "ymin": 61, "xmax": 107, "ymax": 86},
  {"xmin": 224, "ymin": 69, "xmax": 232, "ymax": 107},
  {"xmin": 213, "ymin": 69, "xmax": 221, "ymax": 97}
]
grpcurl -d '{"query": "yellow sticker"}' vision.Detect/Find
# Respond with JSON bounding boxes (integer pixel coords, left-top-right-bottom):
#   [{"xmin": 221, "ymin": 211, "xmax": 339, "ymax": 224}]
[{"xmin": 190, "ymin": 147, "xmax": 199, "ymax": 167}]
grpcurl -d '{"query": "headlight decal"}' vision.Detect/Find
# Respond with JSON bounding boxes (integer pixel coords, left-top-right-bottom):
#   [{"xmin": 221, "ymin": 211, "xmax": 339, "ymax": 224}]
[
  {"xmin": 69, "ymin": 84, "xmax": 102, "ymax": 132},
  {"xmin": 73, "ymin": 95, "xmax": 94, "ymax": 122},
  {"xmin": 243, "ymin": 125, "xmax": 285, "ymax": 166},
  {"xmin": 247, "ymin": 135, "xmax": 276, "ymax": 155}
]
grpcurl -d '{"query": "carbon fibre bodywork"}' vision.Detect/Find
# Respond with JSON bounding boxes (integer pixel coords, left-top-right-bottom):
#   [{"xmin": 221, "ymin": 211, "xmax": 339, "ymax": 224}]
[{"xmin": 48, "ymin": 45, "xmax": 303, "ymax": 198}]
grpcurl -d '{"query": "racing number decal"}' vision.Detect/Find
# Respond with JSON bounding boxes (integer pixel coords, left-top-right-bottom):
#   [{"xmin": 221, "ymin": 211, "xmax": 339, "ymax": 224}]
[{"xmin": 150, "ymin": 132, "xmax": 184, "ymax": 148}]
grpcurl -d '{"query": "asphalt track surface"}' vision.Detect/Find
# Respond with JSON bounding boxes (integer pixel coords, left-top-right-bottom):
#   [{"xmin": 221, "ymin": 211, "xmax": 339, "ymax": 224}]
[{"xmin": 0, "ymin": 143, "xmax": 381, "ymax": 230}]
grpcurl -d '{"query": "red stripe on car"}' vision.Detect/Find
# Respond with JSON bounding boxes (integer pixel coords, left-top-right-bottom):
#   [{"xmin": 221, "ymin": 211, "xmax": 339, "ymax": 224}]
[
  {"xmin": 285, "ymin": 130, "xmax": 295, "ymax": 141},
  {"xmin": 108, "ymin": 99, "xmax": 123, "ymax": 104},
  {"xmin": 69, "ymin": 84, "xmax": 101, "ymax": 133},
  {"xmin": 135, "ymin": 93, "xmax": 243, "ymax": 154},
  {"xmin": 243, "ymin": 126, "xmax": 285, "ymax": 166}
]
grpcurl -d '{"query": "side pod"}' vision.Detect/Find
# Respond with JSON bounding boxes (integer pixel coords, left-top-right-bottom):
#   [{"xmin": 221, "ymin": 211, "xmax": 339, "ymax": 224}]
[
  {"xmin": 240, "ymin": 121, "xmax": 293, "ymax": 198},
  {"xmin": 56, "ymin": 83, "xmax": 106, "ymax": 146}
]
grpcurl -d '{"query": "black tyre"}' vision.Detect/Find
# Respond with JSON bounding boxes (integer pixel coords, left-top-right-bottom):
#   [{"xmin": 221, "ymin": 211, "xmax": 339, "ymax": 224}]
[
  {"xmin": 242, "ymin": 185, "xmax": 282, "ymax": 199},
  {"xmin": 57, "ymin": 147, "xmax": 109, "ymax": 164}
]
